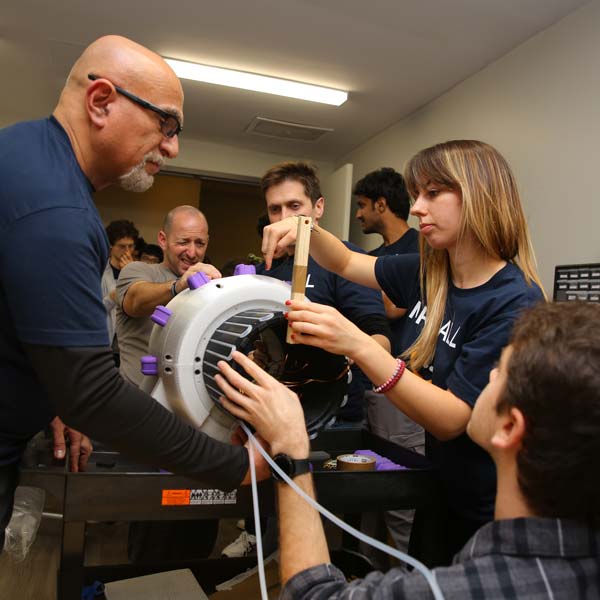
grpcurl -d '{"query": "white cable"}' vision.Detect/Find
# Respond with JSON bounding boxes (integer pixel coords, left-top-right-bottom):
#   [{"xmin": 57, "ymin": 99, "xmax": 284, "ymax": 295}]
[
  {"xmin": 241, "ymin": 422, "xmax": 445, "ymax": 600},
  {"xmin": 248, "ymin": 439, "xmax": 269, "ymax": 600}
]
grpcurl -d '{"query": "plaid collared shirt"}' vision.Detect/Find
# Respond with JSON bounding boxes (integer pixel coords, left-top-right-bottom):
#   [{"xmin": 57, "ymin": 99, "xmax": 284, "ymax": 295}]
[{"xmin": 282, "ymin": 517, "xmax": 600, "ymax": 599}]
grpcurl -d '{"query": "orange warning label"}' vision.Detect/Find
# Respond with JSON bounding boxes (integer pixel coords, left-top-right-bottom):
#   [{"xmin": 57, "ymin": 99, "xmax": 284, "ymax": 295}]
[{"xmin": 161, "ymin": 489, "xmax": 190, "ymax": 506}]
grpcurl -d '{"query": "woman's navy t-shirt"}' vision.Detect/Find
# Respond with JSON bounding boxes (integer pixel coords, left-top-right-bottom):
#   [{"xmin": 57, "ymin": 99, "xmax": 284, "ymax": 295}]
[{"xmin": 375, "ymin": 254, "xmax": 544, "ymax": 520}]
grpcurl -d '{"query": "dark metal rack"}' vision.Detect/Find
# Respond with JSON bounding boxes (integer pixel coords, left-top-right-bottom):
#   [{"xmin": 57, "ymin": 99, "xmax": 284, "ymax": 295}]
[{"xmin": 20, "ymin": 428, "xmax": 441, "ymax": 600}]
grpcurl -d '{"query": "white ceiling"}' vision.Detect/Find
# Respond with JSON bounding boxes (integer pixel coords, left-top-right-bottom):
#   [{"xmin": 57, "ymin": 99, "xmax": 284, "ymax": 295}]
[{"xmin": 0, "ymin": 0, "xmax": 588, "ymax": 161}]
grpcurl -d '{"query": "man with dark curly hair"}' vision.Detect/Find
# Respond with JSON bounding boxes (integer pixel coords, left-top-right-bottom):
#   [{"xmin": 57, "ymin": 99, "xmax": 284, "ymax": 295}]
[{"xmin": 353, "ymin": 168, "xmax": 421, "ymax": 565}]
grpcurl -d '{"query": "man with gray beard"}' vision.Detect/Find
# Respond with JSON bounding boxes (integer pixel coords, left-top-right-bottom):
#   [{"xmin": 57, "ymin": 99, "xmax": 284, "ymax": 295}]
[
  {"xmin": 119, "ymin": 150, "xmax": 165, "ymax": 192},
  {"xmin": 0, "ymin": 35, "xmax": 267, "ymax": 551}
]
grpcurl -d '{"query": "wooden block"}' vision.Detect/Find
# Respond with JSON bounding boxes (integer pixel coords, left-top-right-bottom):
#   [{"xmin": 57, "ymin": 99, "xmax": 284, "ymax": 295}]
[{"xmin": 287, "ymin": 216, "xmax": 312, "ymax": 344}]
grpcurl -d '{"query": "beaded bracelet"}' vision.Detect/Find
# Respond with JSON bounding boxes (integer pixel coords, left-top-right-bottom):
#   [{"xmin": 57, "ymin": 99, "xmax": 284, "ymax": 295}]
[{"xmin": 372, "ymin": 358, "xmax": 406, "ymax": 394}]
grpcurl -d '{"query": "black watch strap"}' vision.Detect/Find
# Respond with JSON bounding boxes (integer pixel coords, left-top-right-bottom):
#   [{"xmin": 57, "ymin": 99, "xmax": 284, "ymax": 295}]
[
  {"xmin": 271, "ymin": 454, "xmax": 310, "ymax": 481},
  {"xmin": 170, "ymin": 279, "xmax": 179, "ymax": 298}
]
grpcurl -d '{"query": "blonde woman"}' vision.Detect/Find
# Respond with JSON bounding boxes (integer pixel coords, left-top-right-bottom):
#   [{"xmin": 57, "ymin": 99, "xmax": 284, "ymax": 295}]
[{"xmin": 259, "ymin": 140, "xmax": 545, "ymax": 561}]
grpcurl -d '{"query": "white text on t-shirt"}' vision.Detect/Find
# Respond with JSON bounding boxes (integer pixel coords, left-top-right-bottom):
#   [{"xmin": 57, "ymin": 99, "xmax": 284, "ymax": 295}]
[{"xmin": 408, "ymin": 300, "xmax": 461, "ymax": 348}]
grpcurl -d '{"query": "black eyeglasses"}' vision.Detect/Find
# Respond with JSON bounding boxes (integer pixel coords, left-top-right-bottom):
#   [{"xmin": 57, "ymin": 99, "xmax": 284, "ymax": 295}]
[{"xmin": 88, "ymin": 74, "xmax": 182, "ymax": 138}]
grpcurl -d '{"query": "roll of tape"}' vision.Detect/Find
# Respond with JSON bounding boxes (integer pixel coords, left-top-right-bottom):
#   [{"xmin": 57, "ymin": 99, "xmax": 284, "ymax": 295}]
[{"xmin": 336, "ymin": 454, "xmax": 376, "ymax": 472}]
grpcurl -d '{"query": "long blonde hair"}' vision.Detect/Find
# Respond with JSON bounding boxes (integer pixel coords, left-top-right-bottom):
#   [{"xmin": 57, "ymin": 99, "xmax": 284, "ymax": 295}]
[{"xmin": 403, "ymin": 140, "xmax": 544, "ymax": 372}]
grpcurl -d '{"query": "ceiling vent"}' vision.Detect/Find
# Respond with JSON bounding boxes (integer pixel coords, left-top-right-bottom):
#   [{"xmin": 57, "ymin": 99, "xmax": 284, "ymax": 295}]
[{"xmin": 246, "ymin": 116, "xmax": 333, "ymax": 142}]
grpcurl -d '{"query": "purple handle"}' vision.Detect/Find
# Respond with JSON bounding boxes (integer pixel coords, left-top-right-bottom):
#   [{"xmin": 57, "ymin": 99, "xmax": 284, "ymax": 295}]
[
  {"xmin": 233, "ymin": 263, "xmax": 256, "ymax": 276},
  {"xmin": 188, "ymin": 271, "xmax": 211, "ymax": 290},
  {"xmin": 140, "ymin": 355, "xmax": 158, "ymax": 376},
  {"xmin": 355, "ymin": 449, "xmax": 407, "ymax": 471},
  {"xmin": 150, "ymin": 305, "xmax": 172, "ymax": 327}
]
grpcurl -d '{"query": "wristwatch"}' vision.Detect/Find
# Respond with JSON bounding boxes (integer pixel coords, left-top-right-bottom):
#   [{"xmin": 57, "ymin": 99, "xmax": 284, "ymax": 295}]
[{"xmin": 271, "ymin": 453, "xmax": 310, "ymax": 481}]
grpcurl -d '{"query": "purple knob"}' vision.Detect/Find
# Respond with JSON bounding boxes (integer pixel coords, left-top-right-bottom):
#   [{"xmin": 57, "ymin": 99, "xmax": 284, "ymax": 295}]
[
  {"xmin": 141, "ymin": 355, "xmax": 158, "ymax": 376},
  {"xmin": 188, "ymin": 271, "xmax": 211, "ymax": 290},
  {"xmin": 150, "ymin": 305, "xmax": 173, "ymax": 327},
  {"xmin": 233, "ymin": 263, "xmax": 256, "ymax": 276}
]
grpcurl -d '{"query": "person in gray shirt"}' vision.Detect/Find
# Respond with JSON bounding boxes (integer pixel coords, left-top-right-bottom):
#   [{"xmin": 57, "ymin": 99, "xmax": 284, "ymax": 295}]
[
  {"xmin": 116, "ymin": 204, "xmax": 222, "ymax": 562},
  {"xmin": 116, "ymin": 205, "xmax": 219, "ymax": 386}
]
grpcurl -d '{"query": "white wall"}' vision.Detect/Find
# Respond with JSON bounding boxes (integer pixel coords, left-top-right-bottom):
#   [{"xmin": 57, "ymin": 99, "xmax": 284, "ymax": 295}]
[
  {"xmin": 320, "ymin": 163, "xmax": 353, "ymax": 239},
  {"xmin": 172, "ymin": 137, "xmax": 333, "ymax": 181},
  {"xmin": 341, "ymin": 0, "xmax": 600, "ymax": 294}
]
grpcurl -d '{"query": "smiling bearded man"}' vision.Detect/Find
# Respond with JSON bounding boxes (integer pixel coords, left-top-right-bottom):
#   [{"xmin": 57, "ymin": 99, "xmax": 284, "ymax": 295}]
[{"xmin": 115, "ymin": 205, "xmax": 218, "ymax": 387}]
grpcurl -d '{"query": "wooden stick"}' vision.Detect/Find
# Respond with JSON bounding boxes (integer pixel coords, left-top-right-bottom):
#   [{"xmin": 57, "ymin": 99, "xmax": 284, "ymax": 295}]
[{"xmin": 287, "ymin": 215, "xmax": 312, "ymax": 344}]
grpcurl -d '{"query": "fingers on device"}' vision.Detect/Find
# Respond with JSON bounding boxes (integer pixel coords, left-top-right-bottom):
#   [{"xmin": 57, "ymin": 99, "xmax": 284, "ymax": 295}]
[{"xmin": 141, "ymin": 267, "xmax": 349, "ymax": 443}]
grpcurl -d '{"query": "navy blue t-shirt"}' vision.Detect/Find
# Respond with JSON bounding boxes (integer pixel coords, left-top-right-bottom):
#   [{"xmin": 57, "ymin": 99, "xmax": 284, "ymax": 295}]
[
  {"xmin": 257, "ymin": 241, "xmax": 388, "ymax": 421},
  {"xmin": 368, "ymin": 228, "xmax": 419, "ymax": 258},
  {"xmin": 375, "ymin": 254, "xmax": 544, "ymax": 520},
  {"xmin": 0, "ymin": 117, "xmax": 109, "ymax": 465},
  {"xmin": 368, "ymin": 228, "xmax": 419, "ymax": 356}
]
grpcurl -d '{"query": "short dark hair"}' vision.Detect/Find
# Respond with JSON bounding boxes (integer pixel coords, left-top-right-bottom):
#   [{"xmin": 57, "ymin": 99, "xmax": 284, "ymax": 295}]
[
  {"xmin": 260, "ymin": 162, "xmax": 321, "ymax": 205},
  {"xmin": 498, "ymin": 301, "xmax": 600, "ymax": 525},
  {"xmin": 105, "ymin": 220, "xmax": 139, "ymax": 245},
  {"xmin": 353, "ymin": 167, "xmax": 411, "ymax": 220},
  {"xmin": 141, "ymin": 243, "xmax": 163, "ymax": 262},
  {"xmin": 134, "ymin": 236, "xmax": 146, "ymax": 258}
]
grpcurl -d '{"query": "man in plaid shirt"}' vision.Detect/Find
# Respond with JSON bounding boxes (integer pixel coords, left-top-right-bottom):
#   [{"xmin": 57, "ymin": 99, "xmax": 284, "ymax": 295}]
[{"xmin": 216, "ymin": 301, "xmax": 600, "ymax": 599}]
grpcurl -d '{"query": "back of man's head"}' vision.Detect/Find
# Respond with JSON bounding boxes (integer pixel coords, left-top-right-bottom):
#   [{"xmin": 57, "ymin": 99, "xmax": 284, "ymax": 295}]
[
  {"xmin": 260, "ymin": 162, "xmax": 321, "ymax": 205},
  {"xmin": 498, "ymin": 301, "xmax": 600, "ymax": 525},
  {"xmin": 353, "ymin": 167, "xmax": 410, "ymax": 220}
]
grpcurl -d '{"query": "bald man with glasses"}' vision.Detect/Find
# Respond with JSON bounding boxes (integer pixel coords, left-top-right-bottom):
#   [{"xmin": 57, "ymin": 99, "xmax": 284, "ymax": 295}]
[{"xmin": 0, "ymin": 35, "xmax": 268, "ymax": 552}]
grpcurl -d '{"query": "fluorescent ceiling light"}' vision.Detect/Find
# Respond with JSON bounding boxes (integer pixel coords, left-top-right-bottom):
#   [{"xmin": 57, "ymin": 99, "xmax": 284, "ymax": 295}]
[{"xmin": 165, "ymin": 58, "xmax": 348, "ymax": 107}]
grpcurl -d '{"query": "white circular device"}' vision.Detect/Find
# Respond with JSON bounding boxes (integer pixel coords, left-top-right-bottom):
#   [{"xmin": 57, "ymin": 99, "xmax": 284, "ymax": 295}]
[{"xmin": 141, "ymin": 274, "xmax": 292, "ymax": 443}]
